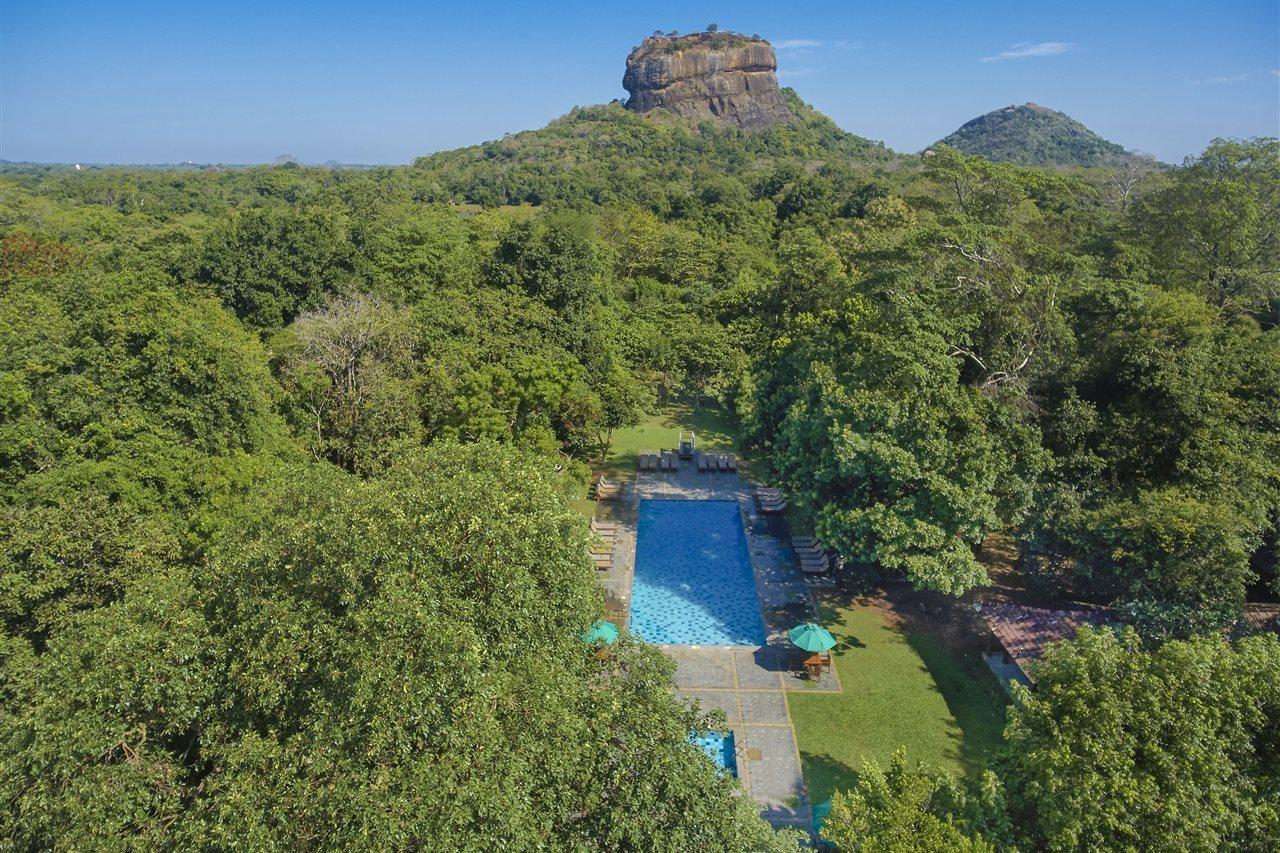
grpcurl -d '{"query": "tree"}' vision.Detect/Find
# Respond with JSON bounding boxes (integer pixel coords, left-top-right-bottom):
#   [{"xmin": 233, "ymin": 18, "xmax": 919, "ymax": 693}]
[
  {"xmin": 192, "ymin": 206, "xmax": 355, "ymax": 328},
  {"xmin": 489, "ymin": 212, "xmax": 604, "ymax": 357},
  {"xmin": 1021, "ymin": 280, "xmax": 1280, "ymax": 618},
  {"xmin": 591, "ymin": 358, "xmax": 650, "ymax": 460},
  {"xmin": 751, "ymin": 299, "xmax": 1044, "ymax": 595},
  {"xmin": 1132, "ymin": 137, "xmax": 1280, "ymax": 317},
  {"xmin": 822, "ymin": 752, "xmax": 1004, "ymax": 851},
  {"xmin": 1001, "ymin": 627, "xmax": 1280, "ymax": 851},
  {"xmin": 275, "ymin": 293, "xmax": 421, "ymax": 474},
  {"xmin": 1, "ymin": 443, "xmax": 800, "ymax": 848}
]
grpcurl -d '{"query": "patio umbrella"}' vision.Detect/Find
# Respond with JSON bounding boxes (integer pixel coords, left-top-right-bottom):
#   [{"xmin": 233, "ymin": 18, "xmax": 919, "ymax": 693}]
[
  {"xmin": 580, "ymin": 620, "xmax": 620, "ymax": 644},
  {"xmin": 788, "ymin": 622, "xmax": 836, "ymax": 652}
]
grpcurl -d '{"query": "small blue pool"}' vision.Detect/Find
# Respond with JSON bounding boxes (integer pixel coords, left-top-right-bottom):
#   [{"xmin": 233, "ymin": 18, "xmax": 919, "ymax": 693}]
[
  {"xmin": 691, "ymin": 730, "xmax": 738, "ymax": 777},
  {"xmin": 630, "ymin": 499, "xmax": 766, "ymax": 646}
]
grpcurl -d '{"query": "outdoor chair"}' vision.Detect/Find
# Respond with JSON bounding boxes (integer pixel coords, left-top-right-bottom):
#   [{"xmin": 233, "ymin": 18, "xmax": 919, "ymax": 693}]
[{"xmin": 799, "ymin": 557, "xmax": 829, "ymax": 575}]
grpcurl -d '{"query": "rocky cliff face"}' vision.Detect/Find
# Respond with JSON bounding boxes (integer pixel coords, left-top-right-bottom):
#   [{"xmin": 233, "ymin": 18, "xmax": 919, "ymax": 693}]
[{"xmin": 623, "ymin": 32, "xmax": 793, "ymax": 129}]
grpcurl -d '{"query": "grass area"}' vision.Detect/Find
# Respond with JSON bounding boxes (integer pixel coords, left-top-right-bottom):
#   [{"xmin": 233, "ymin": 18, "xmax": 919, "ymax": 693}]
[
  {"xmin": 597, "ymin": 402, "xmax": 739, "ymax": 481},
  {"xmin": 787, "ymin": 594, "xmax": 1008, "ymax": 804},
  {"xmin": 570, "ymin": 401, "xmax": 740, "ymax": 521}
]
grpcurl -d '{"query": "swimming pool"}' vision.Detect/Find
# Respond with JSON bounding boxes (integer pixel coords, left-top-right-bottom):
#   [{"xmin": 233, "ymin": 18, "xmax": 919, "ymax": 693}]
[
  {"xmin": 629, "ymin": 499, "xmax": 766, "ymax": 646},
  {"xmin": 691, "ymin": 730, "xmax": 738, "ymax": 777}
]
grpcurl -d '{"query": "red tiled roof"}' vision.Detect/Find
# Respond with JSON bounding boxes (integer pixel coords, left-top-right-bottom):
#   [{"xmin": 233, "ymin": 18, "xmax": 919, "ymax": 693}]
[
  {"xmin": 1243, "ymin": 604, "xmax": 1280, "ymax": 633},
  {"xmin": 981, "ymin": 602, "xmax": 1113, "ymax": 682}
]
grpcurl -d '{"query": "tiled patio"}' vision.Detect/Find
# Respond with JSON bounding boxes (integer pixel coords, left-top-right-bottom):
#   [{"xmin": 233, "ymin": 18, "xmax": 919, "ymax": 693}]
[{"xmin": 589, "ymin": 452, "xmax": 845, "ymax": 831}]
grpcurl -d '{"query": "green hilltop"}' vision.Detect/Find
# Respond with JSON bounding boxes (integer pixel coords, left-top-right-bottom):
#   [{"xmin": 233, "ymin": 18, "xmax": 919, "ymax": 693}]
[
  {"xmin": 411, "ymin": 92, "xmax": 893, "ymax": 207},
  {"xmin": 935, "ymin": 102, "xmax": 1143, "ymax": 168}
]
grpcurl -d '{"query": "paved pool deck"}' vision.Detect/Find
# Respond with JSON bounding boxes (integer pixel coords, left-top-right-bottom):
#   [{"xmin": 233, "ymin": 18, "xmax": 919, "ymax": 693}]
[{"xmin": 591, "ymin": 455, "xmax": 842, "ymax": 832}]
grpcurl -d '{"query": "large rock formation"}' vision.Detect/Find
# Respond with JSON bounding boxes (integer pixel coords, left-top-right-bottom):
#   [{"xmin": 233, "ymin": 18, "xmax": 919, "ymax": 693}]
[{"xmin": 623, "ymin": 32, "xmax": 794, "ymax": 129}]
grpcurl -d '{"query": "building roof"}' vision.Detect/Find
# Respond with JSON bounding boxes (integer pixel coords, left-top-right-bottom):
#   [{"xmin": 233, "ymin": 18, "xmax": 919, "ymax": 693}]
[
  {"xmin": 1243, "ymin": 604, "xmax": 1280, "ymax": 633},
  {"xmin": 981, "ymin": 602, "xmax": 1113, "ymax": 682}
]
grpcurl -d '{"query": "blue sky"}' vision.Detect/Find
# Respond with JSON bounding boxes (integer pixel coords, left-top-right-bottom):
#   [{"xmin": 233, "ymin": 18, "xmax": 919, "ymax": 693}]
[{"xmin": 3, "ymin": 1, "xmax": 1277, "ymax": 164}]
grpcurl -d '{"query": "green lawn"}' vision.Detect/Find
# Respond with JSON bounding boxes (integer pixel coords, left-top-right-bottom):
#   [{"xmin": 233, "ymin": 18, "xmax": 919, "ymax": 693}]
[
  {"xmin": 597, "ymin": 402, "xmax": 739, "ymax": 481},
  {"xmin": 787, "ymin": 596, "xmax": 1008, "ymax": 804},
  {"xmin": 571, "ymin": 402, "xmax": 740, "ymax": 521}
]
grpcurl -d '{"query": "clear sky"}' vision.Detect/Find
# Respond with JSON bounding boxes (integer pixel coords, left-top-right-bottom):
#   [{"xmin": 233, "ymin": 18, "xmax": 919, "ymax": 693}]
[{"xmin": 3, "ymin": 1, "xmax": 1277, "ymax": 165}]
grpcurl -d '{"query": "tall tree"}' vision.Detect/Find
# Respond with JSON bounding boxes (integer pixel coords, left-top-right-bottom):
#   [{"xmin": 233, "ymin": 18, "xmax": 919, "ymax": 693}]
[{"xmin": 1132, "ymin": 137, "xmax": 1280, "ymax": 319}]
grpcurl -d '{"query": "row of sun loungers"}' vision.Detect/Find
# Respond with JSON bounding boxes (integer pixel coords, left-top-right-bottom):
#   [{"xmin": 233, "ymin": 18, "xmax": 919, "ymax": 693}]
[
  {"xmin": 792, "ymin": 535, "xmax": 832, "ymax": 575},
  {"xmin": 590, "ymin": 518, "xmax": 618, "ymax": 571},
  {"xmin": 638, "ymin": 452, "xmax": 679, "ymax": 472},
  {"xmin": 754, "ymin": 486, "xmax": 787, "ymax": 514},
  {"xmin": 696, "ymin": 453, "xmax": 737, "ymax": 472},
  {"xmin": 592, "ymin": 477, "xmax": 622, "ymax": 501}
]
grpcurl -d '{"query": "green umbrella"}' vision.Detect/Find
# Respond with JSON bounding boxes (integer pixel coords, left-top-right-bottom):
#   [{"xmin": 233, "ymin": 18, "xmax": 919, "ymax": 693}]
[
  {"xmin": 580, "ymin": 620, "xmax": 619, "ymax": 644},
  {"xmin": 788, "ymin": 622, "xmax": 836, "ymax": 652}
]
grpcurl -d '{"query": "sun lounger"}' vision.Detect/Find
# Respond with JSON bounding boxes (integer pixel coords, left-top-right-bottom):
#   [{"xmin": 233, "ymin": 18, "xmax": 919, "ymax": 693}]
[
  {"xmin": 593, "ymin": 556, "xmax": 613, "ymax": 570},
  {"xmin": 758, "ymin": 500, "xmax": 787, "ymax": 514},
  {"xmin": 697, "ymin": 454, "xmax": 709, "ymax": 472},
  {"xmin": 663, "ymin": 453, "xmax": 676, "ymax": 471},
  {"xmin": 726, "ymin": 453, "xmax": 737, "ymax": 471},
  {"xmin": 792, "ymin": 536, "xmax": 820, "ymax": 548},
  {"xmin": 716, "ymin": 455, "xmax": 729, "ymax": 471},
  {"xmin": 798, "ymin": 551, "xmax": 829, "ymax": 570},
  {"xmin": 755, "ymin": 488, "xmax": 783, "ymax": 499}
]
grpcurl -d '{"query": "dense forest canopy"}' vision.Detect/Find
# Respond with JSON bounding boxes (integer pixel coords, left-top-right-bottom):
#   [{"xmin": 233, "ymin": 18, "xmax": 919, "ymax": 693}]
[{"xmin": 1, "ymin": 94, "xmax": 1278, "ymax": 848}]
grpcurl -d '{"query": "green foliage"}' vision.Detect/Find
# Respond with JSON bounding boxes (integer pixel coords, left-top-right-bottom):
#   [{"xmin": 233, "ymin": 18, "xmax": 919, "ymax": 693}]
[
  {"xmin": 3, "ymin": 95, "xmax": 1278, "ymax": 848},
  {"xmin": 1022, "ymin": 279, "xmax": 1280, "ymax": 616},
  {"xmin": 410, "ymin": 97, "xmax": 889, "ymax": 209},
  {"xmin": 822, "ymin": 751, "xmax": 1003, "ymax": 852},
  {"xmin": 936, "ymin": 103, "xmax": 1139, "ymax": 169},
  {"xmin": 192, "ymin": 206, "xmax": 356, "ymax": 328},
  {"xmin": 1002, "ymin": 627, "xmax": 1280, "ymax": 851},
  {"xmin": 752, "ymin": 300, "xmax": 1044, "ymax": 594},
  {"xmin": 1132, "ymin": 138, "xmax": 1280, "ymax": 317},
  {"xmin": 823, "ymin": 629, "xmax": 1280, "ymax": 852},
  {"xmin": 2, "ymin": 442, "xmax": 793, "ymax": 848}
]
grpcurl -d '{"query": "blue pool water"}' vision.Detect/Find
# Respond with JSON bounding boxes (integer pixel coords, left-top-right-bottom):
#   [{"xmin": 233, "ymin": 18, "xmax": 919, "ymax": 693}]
[
  {"xmin": 691, "ymin": 730, "xmax": 738, "ymax": 777},
  {"xmin": 630, "ymin": 500, "xmax": 766, "ymax": 646}
]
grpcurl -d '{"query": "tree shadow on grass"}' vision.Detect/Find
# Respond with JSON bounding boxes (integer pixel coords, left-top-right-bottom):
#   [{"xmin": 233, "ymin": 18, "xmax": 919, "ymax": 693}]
[
  {"xmin": 798, "ymin": 750, "xmax": 862, "ymax": 807},
  {"xmin": 899, "ymin": 616, "xmax": 1008, "ymax": 777}
]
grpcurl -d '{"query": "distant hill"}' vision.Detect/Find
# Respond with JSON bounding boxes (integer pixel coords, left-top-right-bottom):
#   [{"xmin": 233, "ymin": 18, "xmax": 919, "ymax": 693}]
[{"xmin": 934, "ymin": 103, "xmax": 1144, "ymax": 168}]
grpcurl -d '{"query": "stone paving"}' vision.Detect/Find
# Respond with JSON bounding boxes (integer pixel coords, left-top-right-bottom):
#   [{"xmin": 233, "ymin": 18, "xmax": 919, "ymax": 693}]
[{"xmin": 589, "ymin": 452, "xmax": 846, "ymax": 831}]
